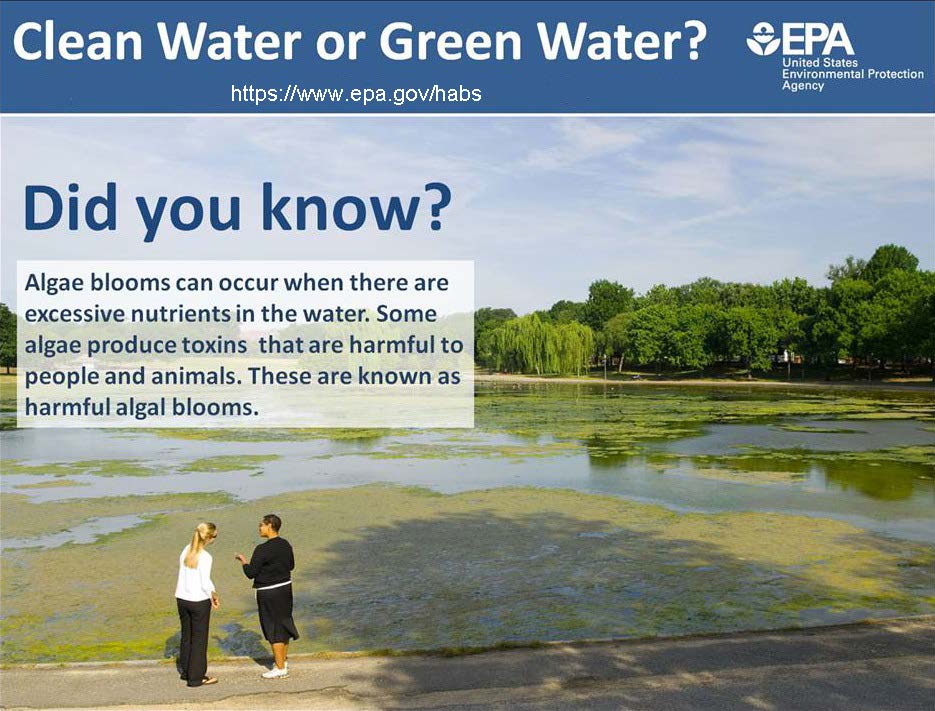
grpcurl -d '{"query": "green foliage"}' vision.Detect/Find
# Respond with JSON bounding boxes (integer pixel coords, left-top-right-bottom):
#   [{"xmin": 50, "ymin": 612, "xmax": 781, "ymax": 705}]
[
  {"xmin": 826, "ymin": 255, "xmax": 867, "ymax": 282},
  {"xmin": 621, "ymin": 304, "xmax": 676, "ymax": 368},
  {"xmin": 770, "ymin": 277, "xmax": 819, "ymax": 316},
  {"xmin": 913, "ymin": 276, "xmax": 935, "ymax": 360},
  {"xmin": 547, "ymin": 299, "xmax": 586, "ymax": 324},
  {"xmin": 475, "ymin": 307, "xmax": 517, "ymax": 365},
  {"xmin": 859, "ymin": 269, "xmax": 924, "ymax": 362},
  {"xmin": 863, "ymin": 244, "xmax": 919, "ymax": 283},
  {"xmin": 583, "ymin": 279, "xmax": 634, "ymax": 330},
  {"xmin": 602, "ymin": 312, "xmax": 631, "ymax": 366},
  {"xmin": 483, "ymin": 313, "xmax": 594, "ymax": 375},
  {"xmin": 804, "ymin": 253, "xmax": 933, "ymax": 372},
  {"xmin": 484, "ymin": 244, "xmax": 931, "ymax": 377},
  {"xmin": 715, "ymin": 307, "xmax": 779, "ymax": 371},
  {"xmin": 475, "ymin": 307, "xmax": 517, "ymax": 333},
  {"xmin": 674, "ymin": 277, "xmax": 724, "ymax": 306},
  {"xmin": 637, "ymin": 283, "xmax": 679, "ymax": 309},
  {"xmin": 805, "ymin": 297, "xmax": 850, "ymax": 367},
  {"xmin": 0, "ymin": 303, "xmax": 15, "ymax": 373}
]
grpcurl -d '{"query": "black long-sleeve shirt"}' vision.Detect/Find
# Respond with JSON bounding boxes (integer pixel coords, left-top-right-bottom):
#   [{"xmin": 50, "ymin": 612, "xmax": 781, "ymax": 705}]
[{"xmin": 241, "ymin": 537, "xmax": 294, "ymax": 589}]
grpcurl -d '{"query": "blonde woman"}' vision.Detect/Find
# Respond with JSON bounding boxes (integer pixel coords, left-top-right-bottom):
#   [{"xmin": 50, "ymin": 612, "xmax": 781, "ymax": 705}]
[{"xmin": 175, "ymin": 522, "xmax": 220, "ymax": 687}]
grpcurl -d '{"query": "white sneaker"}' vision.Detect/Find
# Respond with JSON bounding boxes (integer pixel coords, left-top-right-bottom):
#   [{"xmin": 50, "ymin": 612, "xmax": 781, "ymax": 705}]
[{"xmin": 262, "ymin": 666, "xmax": 289, "ymax": 679}]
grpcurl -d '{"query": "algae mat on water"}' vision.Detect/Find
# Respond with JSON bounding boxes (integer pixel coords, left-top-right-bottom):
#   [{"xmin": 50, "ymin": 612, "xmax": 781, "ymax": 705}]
[
  {"xmin": 1, "ymin": 492, "xmax": 236, "ymax": 539},
  {"xmin": 1, "ymin": 484, "xmax": 932, "ymax": 663},
  {"xmin": 144, "ymin": 383, "xmax": 934, "ymax": 452}
]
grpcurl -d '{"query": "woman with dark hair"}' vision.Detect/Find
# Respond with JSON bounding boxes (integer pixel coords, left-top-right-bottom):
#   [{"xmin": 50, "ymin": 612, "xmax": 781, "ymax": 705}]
[
  {"xmin": 235, "ymin": 513, "xmax": 298, "ymax": 679},
  {"xmin": 175, "ymin": 522, "xmax": 220, "ymax": 687}
]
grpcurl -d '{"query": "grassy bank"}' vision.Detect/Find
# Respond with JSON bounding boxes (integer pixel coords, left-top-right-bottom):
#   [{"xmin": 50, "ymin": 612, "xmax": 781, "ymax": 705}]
[
  {"xmin": 475, "ymin": 371, "xmax": 935, "ymax": 392},
  {"xmin": 0, "ymin": 373, "xmax": 14, "ymax": 413}
]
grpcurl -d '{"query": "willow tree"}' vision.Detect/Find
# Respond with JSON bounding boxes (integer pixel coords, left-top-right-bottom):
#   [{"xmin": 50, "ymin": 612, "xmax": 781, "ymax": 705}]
[
  {"xmin": 487, "ymin": 313, "xmax": 593, "ymax": 375},
  {"xmin": 556, "ymin": 321, "xmax": 594, "ymax": 375}
]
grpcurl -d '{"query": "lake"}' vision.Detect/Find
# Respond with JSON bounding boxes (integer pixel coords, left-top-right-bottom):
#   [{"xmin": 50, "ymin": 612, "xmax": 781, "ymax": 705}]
[
  {"xmin": 1, "ymin": 381, "xmax": 933, "ymax": 662},
  {"xmin": 4, "ymin": 383, "xmax": 932, "ymax": 542}
]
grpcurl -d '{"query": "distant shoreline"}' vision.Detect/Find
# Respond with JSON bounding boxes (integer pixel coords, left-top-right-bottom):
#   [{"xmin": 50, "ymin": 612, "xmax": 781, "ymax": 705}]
[{"xmin": 474, "ymin": 372, "xmax": 935, "ymax": 393}]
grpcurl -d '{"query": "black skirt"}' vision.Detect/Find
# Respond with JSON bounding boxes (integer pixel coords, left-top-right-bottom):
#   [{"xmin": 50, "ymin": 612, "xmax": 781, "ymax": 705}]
[{"xmin": 256, "ymin": 584, "xmax": 299, "ymax": 644}]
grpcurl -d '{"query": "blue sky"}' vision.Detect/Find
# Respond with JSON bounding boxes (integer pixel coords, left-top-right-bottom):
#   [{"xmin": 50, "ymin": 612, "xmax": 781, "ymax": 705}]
[{"xmin": 2, "ymin": 117, "xmax": 933, "ymax": 312}]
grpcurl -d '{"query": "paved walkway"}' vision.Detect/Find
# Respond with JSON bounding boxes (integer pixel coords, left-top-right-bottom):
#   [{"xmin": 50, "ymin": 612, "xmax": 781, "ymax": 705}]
[{"xmin": 2, "ymin": 618, "xmax": 933, "ymax": 710}]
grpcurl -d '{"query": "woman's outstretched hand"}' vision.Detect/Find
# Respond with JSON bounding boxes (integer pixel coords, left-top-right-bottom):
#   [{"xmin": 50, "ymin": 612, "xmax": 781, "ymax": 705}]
[{"xmin": 234, "ymin": 554, "xmax": 247, "ymax": 565}]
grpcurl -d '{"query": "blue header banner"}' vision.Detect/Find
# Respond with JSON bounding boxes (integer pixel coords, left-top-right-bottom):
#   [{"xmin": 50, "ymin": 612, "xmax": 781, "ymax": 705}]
[{"xmin": 2, "ymin": 1, "xmax": 932, "ymax": 113}]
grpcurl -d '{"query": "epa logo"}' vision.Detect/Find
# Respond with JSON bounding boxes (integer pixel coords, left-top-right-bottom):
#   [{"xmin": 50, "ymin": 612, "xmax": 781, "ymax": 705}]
[
  {"xmin": 747, "ymin": 21, "xmax": 854, "ymax": 56},
  {"xmin": 747, "ymin": 22, "xmax": 780, "ymax": 55}
]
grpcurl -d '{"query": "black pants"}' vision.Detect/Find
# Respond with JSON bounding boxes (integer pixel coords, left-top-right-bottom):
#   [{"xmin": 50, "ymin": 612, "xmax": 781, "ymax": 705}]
[
  {"xmin": 176, "ymin": 598, "xmax": 211, "ymax": 687},
  {"xmin": 256, "ymin": 584, "xmax": 299, "ymax": 644}
]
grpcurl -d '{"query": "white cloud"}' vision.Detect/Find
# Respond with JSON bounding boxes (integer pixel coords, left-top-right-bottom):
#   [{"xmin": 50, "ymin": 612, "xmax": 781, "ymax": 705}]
[
  {"xmin": 632, "ymin": 141, "xmax": 737, "ymax": 204},
  {"xmin": 524, "ymin": 118, "xmax": 647, "ymax": 170},
  {"xmin": 710, "ymin": 118, "xmax": 935, "ymax": 196}
]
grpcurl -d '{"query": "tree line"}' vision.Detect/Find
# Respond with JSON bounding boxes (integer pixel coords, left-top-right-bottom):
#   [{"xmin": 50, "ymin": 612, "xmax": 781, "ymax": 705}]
[
  {"xmin": 1, "ymin": 244, "xmax": 932, "ymax": 380},
  {"xmin": 476, "ymin": 244, "xmax": 935, "ymax": 378}
]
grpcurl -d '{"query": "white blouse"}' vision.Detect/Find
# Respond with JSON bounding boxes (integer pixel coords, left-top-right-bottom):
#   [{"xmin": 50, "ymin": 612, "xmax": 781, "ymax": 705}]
[{"xmin": 175, "ymin": 545, "xmax": 215, "ymax": 602}]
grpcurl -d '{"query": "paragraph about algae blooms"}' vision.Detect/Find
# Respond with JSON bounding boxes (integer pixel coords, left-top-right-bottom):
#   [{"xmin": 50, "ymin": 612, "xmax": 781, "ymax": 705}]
[{"xmin": 17, "ymin": 260, "xmax": 474, "ymax": 428}]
